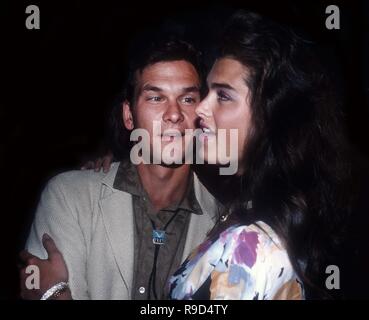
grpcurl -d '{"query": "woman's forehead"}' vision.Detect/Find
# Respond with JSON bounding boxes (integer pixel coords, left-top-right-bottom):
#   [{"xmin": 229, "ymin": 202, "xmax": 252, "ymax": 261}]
[{"xmin": 207, "ymin": 58, "xmax": 249, "ymax": 89}]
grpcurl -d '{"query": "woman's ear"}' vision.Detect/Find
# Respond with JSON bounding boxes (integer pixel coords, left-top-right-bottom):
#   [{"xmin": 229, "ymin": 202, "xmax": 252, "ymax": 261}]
[{"xmin": 122, "ymin": 101, "xmax": 134, "ymax": 130}]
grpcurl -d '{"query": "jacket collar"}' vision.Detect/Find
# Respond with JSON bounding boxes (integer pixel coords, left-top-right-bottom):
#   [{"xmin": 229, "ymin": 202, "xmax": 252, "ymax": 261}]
[{"xmin": 98, "ymin": 161, "xmax": 219, "ymax": 294}]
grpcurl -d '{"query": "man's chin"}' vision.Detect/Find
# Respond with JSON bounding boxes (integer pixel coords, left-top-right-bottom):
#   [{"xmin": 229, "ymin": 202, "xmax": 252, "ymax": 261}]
[
  {"xmin": 160, "ymin": 153, "xmax": 187, "ymax": 167},
  {"xmin": 159, "ymin": 162, "xmax": 186, "ymax": 169},
  {"xmin": 150, "ymin": 151, "xmax": 187, "ymax": 166}
]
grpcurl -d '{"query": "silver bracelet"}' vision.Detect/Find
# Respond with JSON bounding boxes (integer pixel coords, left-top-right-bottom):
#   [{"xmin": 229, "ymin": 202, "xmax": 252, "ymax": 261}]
[{"xmin": 40, "ymin": 282, "xmax": 69, "ymax": 300}]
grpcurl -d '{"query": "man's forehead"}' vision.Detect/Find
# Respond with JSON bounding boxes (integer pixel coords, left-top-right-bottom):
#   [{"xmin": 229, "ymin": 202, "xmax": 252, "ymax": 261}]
[{"xmin": 138, "ymin": 61, "xmax": 200, "ymax": 86}]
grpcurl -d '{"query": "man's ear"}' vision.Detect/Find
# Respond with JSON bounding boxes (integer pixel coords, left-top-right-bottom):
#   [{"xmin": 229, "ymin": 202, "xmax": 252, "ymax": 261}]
[{"xmin": 122, "ymin": 100, "xmax": 134, "ymax": 130}]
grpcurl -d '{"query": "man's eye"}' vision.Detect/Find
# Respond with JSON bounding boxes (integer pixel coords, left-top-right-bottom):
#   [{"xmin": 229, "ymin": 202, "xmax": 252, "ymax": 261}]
[
  {"xmin": 217, "ymin": 91, "xmax": 231, "ymax": 102},
  {"xmin": 147, "ymin": 96, "xmax": 162, "ymax": 102},
  {"xmin": 182, "ymin": 96, "xmax": 197, "ymax": 104}
]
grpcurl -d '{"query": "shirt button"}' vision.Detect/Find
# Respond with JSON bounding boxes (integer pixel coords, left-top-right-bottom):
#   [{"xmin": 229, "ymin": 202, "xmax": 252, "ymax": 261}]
[{"xmin": 139, "ymin": 287, "xmax": 145, "ymax": 294}]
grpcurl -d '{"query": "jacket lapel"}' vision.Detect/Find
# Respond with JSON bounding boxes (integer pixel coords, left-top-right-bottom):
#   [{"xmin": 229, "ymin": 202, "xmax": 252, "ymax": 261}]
[
  {"xmin": 99, "ymin": 163, "xmax": 135, "ymax": 296},
  {"xmin": 181, "ymin": 173, "xmax": 219, "ymax": 262},
  {"xmin": 97, "ymin": 165, "xmax": 219, "ymax": 293}
]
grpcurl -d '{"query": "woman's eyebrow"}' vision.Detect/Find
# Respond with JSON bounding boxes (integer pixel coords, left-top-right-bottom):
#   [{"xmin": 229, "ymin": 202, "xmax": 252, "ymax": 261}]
[{"xmin": 210, "ymin": 82, "xmax": 236, "ymax": 91}]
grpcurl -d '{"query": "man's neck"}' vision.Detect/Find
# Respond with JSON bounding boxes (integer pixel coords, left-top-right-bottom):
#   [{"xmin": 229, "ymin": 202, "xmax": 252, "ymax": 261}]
[{"xmin": 136, "ymin": 163, "xmax": 191, "ymax": 212}]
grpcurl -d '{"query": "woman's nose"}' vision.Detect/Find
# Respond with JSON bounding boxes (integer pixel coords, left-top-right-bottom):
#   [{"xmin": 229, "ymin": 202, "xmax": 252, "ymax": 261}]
[{"xmin": 195, "ymin": 97, "xmax": 211, "ymax": 118}]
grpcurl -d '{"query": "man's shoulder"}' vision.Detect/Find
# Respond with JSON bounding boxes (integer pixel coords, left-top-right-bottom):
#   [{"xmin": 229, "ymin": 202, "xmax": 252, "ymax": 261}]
[
  {"xmin": 192, "ymin": 172, "xmax": 219, "ymax": 222},
  {"xmin": 46, "ymin": 162, "xmax": 120, "ymax": 194}
]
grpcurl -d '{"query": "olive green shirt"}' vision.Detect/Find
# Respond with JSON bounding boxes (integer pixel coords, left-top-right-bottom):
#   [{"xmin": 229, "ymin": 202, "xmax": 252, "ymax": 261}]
[{"xmin": 113, "ymin": 161, "xmax": 203, "ymax": 299}]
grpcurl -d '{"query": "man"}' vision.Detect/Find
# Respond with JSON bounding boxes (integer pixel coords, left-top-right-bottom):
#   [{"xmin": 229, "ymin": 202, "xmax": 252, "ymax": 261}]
[{"xmin": 19, "ymin": 38, "xmax": 218, "ymax": 299}]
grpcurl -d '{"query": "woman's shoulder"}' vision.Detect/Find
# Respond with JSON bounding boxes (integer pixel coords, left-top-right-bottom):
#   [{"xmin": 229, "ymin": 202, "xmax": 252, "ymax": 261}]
[
  {"xmin": 218, "ymin": 221, "xmax": 284, "ymax": 256},
  {"xmin": 212, "ymin": 222, "xmax": 303, "ymax": 299},
  {"xmin": 215, "ymin": 221, "xmax": 297, "ymax": 282},
  {"xmin": 169, "ymin": 221, "xmax": 303, "ymax": 300}
]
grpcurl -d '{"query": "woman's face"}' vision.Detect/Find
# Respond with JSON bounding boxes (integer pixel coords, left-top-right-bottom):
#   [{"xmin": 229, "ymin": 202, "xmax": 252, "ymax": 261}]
[{"xmin": 196, "ymin": 57, "xmax": 252, "ymax": 173}]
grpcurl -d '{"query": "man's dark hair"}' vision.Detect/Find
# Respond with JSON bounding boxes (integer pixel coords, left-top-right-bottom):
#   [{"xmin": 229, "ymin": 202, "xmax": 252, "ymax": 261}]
[{"xmin": 109, "ymin": 36, "xmax": 204, "ymax": 160}]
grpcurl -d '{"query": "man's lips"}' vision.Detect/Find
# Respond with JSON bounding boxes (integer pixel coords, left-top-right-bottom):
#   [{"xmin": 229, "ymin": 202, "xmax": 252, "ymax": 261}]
[{"xmin": 160, "ymin": 130, "xmax": 185, "ymax": 142}]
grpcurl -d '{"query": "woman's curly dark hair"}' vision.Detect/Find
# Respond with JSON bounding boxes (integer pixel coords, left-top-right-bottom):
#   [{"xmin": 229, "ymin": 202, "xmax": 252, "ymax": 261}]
[{"xmin": 218, "ymin": 11, "xmax": 354, "ymax": 299}]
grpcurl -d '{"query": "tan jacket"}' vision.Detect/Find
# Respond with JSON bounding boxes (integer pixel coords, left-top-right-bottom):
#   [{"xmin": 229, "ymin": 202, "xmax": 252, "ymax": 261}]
[{"xmin": 26, "ymin": 162, "xmax": 218, "ymax": 299}]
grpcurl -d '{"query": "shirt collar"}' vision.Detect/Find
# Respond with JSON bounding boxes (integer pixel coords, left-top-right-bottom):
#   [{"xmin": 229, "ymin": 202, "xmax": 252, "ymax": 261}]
[{"xmin": 113, "ymin": 160, "xmax": 203, "ymax": 215}]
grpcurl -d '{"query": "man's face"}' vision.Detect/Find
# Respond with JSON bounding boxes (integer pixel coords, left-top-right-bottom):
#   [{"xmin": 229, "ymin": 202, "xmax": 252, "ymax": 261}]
[{"xmin": 123, "ymin": 60, "xmax": 201, "ymax": 164}]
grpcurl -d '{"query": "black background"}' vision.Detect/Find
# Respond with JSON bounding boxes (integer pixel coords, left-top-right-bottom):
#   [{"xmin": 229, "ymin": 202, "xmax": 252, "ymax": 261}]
[{"xmin": 1, "ymin": 0, "xmax": 369, "ymax": 299}]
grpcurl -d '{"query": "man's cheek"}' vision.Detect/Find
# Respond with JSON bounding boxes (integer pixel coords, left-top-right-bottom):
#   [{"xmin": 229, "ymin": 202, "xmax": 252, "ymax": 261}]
[{"xmin": 186, "ymin": 113, "xmax": 198, "ymax": 129}]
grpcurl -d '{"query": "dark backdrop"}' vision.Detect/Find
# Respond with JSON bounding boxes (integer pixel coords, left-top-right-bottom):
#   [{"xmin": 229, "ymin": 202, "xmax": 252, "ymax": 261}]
[{"xmin": 1, "ymin": 0, "xmax": 369, "ymax": 299}]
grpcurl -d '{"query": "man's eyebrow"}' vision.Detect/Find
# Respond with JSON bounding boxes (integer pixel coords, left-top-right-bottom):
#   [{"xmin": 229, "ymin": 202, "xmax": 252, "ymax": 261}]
[
  {"xmin": 210, "ymin": 82, "xmax": 236, "ymax": 91},
  {"xmin": 142, "ymin": 84, "xmax": 200, "ymax": 93},
  {"xmin": 182, "ymin": 86, "xmax": 200, "ymax": 93},
  {"xmin": 142, "ymin": 84, "xmax": 163, "ymax": 92}
]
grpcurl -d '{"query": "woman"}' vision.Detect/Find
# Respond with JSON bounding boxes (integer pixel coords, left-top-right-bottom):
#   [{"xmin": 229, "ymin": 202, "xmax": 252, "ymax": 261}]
[{"xmin": 168, "ymin": 11, "xmax": 352, "ymax": 299}]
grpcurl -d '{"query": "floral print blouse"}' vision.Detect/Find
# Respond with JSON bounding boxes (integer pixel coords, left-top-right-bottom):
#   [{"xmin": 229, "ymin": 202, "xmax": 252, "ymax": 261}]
[{"xmin": 168, "ymin": 221, "xmax": 304, "ymax": 300}]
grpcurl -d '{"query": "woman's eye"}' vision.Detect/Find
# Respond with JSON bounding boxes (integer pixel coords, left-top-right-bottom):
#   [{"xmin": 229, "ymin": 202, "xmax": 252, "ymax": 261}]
[{"xmin": 217, "ymin": 91, "xmax": 231, "ymax": 102}]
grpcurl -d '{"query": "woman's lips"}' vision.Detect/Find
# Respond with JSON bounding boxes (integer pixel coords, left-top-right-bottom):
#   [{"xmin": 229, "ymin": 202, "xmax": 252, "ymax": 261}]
[
  {"xmin": 199, "ymin": 120, "xmax": 215, "ymax": 136},
  {"xmin": 198, "ymin": 122, "xmax": 215, "ymax": 145}
]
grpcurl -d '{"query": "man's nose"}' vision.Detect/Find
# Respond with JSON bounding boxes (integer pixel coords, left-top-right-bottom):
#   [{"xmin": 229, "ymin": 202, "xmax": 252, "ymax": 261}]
[{"xmin": 163, "ymin": 101, "xmax": 184, "ymax": 123}]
